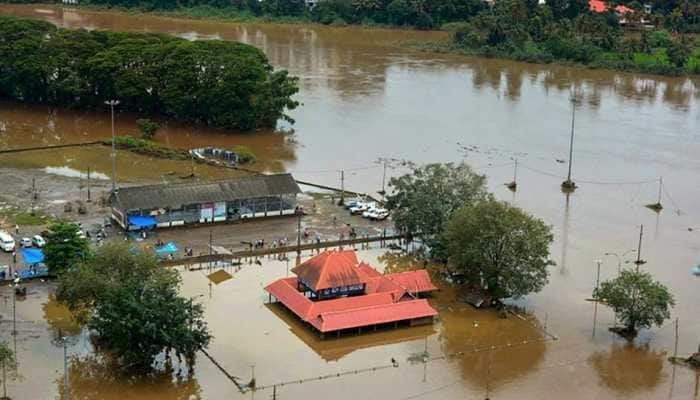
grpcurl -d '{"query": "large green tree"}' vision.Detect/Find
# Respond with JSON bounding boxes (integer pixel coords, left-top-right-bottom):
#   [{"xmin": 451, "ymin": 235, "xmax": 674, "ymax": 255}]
[
  {"xmin": 445, "ymin": 199, "xmax": 554, "ymax": 300},
  {"xmin": 594, "ymin": 270, "xmax": 674, "ymax": 338},
  {"xmin": 44, "ymin": 222, "xmax": 90, "ymax": 276},
  {"xmin": 57, "ymin": 242, "xmax": 211, "ymax": 370},
  {"xmin": 385, "ymin": 162, "xmax": 489, "ymax": 259},
  {"xmin": 0, "ymin": 16, "xmax": 299, "ymax": 131}
]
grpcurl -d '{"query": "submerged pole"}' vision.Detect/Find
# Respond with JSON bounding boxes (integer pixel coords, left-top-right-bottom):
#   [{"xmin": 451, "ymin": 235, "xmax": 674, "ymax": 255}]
[
  {"xmin": 562, "ymin": 95, "xmax": 578, "ymax": 191},
  {"xmin": 634, "ymin": 225, "xmax": 646, "ymax": 271}
]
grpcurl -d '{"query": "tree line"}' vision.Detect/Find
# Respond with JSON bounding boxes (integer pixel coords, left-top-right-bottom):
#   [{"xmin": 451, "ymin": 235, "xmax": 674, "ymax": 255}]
[
  {"xmin": 448, "ymin": 0, "xmax": 700, "ymax": 76},
  {"xmin": 0, "ymin": 15, "xmax": 299, "ymax": 131}
]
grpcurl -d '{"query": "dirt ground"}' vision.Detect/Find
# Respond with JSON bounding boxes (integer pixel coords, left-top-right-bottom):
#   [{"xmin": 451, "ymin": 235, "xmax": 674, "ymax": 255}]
[{"xmin": 0, "ymin": 166, "xmax": 391, "ymax": 267}]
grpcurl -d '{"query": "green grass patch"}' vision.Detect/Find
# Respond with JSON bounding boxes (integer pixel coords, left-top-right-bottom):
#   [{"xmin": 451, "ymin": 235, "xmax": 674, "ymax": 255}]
[
  {"xmin": 231, "ymin": 145, "xmax": 256, "ymax": 164},
  {"xmin": 103, "ymin": 136, "xmax": 189, "ymax": 160},
  {"xmin": 0, "ymin": 206, "xmax": 53, "ymax": 226}
]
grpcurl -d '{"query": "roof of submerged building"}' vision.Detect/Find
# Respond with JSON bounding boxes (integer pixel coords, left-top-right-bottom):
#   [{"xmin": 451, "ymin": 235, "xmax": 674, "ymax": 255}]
[
  {"xmin": 110, "ymin": 173, "xmax": 300, "ymax": 211},
  {"xmin": 265, "ymin": 251, "xmax": 439, "ymax": 333}
]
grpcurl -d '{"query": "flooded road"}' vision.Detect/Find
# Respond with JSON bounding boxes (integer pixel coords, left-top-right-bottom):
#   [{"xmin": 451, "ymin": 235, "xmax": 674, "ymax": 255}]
[{"xmin": 0, "ymin": 4, "xmax": 699, "ymax": 400}]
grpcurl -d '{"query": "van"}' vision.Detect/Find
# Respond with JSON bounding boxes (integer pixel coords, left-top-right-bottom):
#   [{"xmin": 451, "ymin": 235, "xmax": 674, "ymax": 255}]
[{"xmin": 0, "ymin": 232, "xmax": 15, "ymax": 252}]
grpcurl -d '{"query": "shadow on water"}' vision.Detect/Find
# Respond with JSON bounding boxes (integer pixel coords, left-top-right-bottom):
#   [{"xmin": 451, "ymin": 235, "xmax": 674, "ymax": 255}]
[
  {"xmin": 56, "ymin": 353, "xmax": 202, "ymax": 400},
  {"xmin": 264, "ymin": 302, "xmax": 436, "ymax": 362},
  {"xmin": 589, "ymin": 343, "xmax": 666, "ymax": 394},
  {"xmin": 42, "ymin": 294, "xmax": 82, "ymax": 339}
]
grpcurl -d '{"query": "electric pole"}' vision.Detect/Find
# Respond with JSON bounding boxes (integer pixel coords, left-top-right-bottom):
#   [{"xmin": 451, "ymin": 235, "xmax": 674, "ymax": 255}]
[
  {"xmin": 104, "ymin": 99, "xmax": 120, "ymax": 194},
  {"xmin": 634, "ymin": 225, "xmax": 647, "ymax": 271},
  {"xmin": 339, "ymin": 170, "xmax": 345, "ymax": 206},
  {"xmin": 562, "ymin": 95, "xmax": 578, "ymax": 191},
  {"xmin": 86, "ymin": 166, "xmax": 91, "ymax": 203}
]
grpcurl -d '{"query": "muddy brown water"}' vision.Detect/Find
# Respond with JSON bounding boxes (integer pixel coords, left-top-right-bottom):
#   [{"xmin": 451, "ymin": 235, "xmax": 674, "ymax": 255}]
[{"xmin": 0, "ymin": 4, "xmax": 699, "ymax": 400}]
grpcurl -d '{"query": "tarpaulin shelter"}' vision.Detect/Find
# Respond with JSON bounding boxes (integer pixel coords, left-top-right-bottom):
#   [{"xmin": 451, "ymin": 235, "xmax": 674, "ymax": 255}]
[
  {"xmin": 156, "ymin": 242, "xmax": 178, "ymax": 254},
  {"xmin": 127, "ymin": 215, "xmax": 157, "ymax": 230},
  {"xmin": 21, "ymin": 248, "xmax": 44, "ymax": 265}
]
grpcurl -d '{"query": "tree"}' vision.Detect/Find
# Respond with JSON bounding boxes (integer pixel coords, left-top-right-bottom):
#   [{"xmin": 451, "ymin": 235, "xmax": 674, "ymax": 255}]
[
  {"xmin": 445, "ymin": 199, "xmax": 554, "ymax": 300},
  {"xmin": 56, "ymin": 242, "xmax": 211, "ymax": 370},
  {"xmin": 594, "ymin": 270, "xmax": 674, "ymax": 338},
  {"xmin": 385, "ymin": 162, "xmax": 489, "ymax": 259},
  {"xmin": 0, "ymin": 341, "xmax": 17, "ymax": 400},
  {"xmin": 136, "ymin": 118, "xmax": 160, "ymax": 140},
  {"xmin": 44, "ymin": 222, "xmax": 90, "ymax": 276}
]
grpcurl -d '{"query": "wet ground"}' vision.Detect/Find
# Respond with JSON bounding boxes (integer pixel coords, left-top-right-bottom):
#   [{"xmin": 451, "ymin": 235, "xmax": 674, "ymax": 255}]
[{"xmin": 0, "ymin": 3, "xmax": 699, "ymax": 400}]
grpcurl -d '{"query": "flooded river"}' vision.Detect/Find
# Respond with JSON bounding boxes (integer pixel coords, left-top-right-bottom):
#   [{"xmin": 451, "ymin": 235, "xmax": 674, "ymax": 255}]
[{"xmin": 0, "ymin": 4, "xmax": 699, "ymax": 400}]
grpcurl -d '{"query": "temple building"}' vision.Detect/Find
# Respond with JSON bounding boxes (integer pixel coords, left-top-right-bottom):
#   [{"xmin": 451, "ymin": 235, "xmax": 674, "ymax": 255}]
[{"xmin": 265, "ymin": 250, "xmax": 438, "ymax": 338}]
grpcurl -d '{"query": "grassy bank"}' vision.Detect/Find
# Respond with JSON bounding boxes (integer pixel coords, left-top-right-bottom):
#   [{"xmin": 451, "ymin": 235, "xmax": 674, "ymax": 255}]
[
  {"xmin": 103, "ymin": 136, "xmax": 257, "ymax": 165},
  {"xmin": 0, "ymin": 205, "xmax": 53, "ymax": 226},
  {"xmin": 405, "ymin": 39, "xmax": 700, "ymax": 77}
]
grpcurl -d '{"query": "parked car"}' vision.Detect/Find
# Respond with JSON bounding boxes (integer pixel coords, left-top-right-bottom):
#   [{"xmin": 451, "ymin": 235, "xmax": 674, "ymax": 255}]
[
  {"xmin": 362, "ymin": 205, "xmax": 383, "ymax": 218},
  {"xmin": 20, "ymin": 237, "xmax": 32, "ymax": 248},
  {"xmin": 0, "ymin": 231, "xmax": 15, "ymax": 252},
  {"xmin": 77, "ymin": 230, "xmax": 87, "ymax": 240},
  {"xmin": 343, "ymin": 197, "xmax": 365, "ymax": 209},
  {"xmin": 32, "ymin": 235, "xmax": 46, "ymax": 248},
  {"xmin": 350, "ymin": 202, "xmax": 374, "ymax": 215},
  {"xmin": 367, "ymin": 208, "xmax": 389, "ymax": 220}
]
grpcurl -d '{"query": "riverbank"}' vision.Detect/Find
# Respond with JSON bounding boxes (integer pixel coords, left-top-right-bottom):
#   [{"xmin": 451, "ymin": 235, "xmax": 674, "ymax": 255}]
[{"xmin": 405, "ymin": 37, "xmax": 700, "ymax": 78}]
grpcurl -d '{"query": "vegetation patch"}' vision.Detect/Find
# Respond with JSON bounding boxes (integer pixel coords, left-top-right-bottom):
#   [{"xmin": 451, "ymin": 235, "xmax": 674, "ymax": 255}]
[
  {"xmin": 231, "ymin": 145, "xmax": 256, "ymax": 165},
  {"xmin": 0, "ymin": 15, "xmax": 299, "ymax": 131},
  {"xmin": 102, "ymin": 136, "xmax": 189, "ymax": 160},
  {"xmin": 0, "ymin": 205, "xmax": 52, "ymax": 226}
]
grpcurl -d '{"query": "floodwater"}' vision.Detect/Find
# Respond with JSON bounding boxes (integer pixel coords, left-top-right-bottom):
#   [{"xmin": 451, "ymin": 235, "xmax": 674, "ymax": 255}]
[{"xmin": 0, "ymin": 4, "xmax": 699, "ymax": 400}]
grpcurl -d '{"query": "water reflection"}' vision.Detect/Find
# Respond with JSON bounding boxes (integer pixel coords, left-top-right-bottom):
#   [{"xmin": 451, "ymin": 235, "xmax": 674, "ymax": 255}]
[
  {"xmin": 42, "ymin": 295, "xmax": 82, "ymax": 340},
  {"xmin": 57, "ymin": 354, "xmax": 202, "ymax": 400},
  {"xmin": 265, "ymin": 303, "xmax": 435, "ymax": 362},
  {"xmin": 589, "ymin": 344, "xmax": 665, "ymax": 394}
]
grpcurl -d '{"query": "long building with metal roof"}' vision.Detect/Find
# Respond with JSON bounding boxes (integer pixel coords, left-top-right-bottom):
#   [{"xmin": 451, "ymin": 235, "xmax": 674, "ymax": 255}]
[{"xmin": 109, "ymin": 173, "xmax": 301, "ymax": 230}]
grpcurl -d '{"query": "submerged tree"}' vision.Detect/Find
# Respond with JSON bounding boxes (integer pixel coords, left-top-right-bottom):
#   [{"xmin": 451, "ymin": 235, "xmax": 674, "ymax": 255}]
[
  {"xmin": 385, "ymin": 162, "xmax": 489, "ymax": 259},
  {"xmin": 57, "ymin": 242, "xmax": 211, "ymax": 370},
  {"xmin": 0, "ymin": 341, "xmax": 17, "ymax": 400},
  {"xmin": 136, "ymin": 118, "xmax": 160, "ymax": 140},
  {"xmin": 594, "ymin": 270, "xmax": 674, "ymax": 339},
  {"xmin": 44, "ymin": 222, "xmax": 90, "ymax": 276},
  {"xmin": 445, "ymin": 199, "xmax": 554, "ymax": 300}
]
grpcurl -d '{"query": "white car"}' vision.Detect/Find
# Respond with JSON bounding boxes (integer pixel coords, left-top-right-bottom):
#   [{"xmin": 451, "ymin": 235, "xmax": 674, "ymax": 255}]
[
  {"xmin": 32, "ymin": 235, "xmax": 46, "ymax": 248},
  {"xmin": 77, "ymin": 230, "xmax": 87, "ymax": 240},
  {"xmin": 367, "ymin": 208, "xmax": 389, "ymax": 220},
  {"xmin": 20, "ymin": 237, "xmax": 32, "ymax": 248},
  {"xmin": 343, "ymin": 197, "xmax": 365, "ymax": 209},
  {"xmin": 362, "ymin": 206, "xmax": 382, "ymax": 218},
  {"xmin": 350, "ymin": 202, "xmax": 374, "ymax": 215},
  {"xmin": 0, "ymin": 232, "xmax": 15, "ymax": 252}
]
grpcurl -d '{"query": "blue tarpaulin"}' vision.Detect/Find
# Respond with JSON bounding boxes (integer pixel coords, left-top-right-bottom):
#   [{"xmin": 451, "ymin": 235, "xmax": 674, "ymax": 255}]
[
  {"xmin": 156, "ymin": 242, "xmax": 178, "ymax": 254},
  {"xmin": 128, "ymin": 215, "xmax": 157, "ymax": 229},
  {"xmin": 21, "ymin": 248, "xmax": 44, "ymax": 265}
]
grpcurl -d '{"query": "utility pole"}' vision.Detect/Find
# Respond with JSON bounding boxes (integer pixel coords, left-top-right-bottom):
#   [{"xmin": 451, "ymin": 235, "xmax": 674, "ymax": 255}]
[
  {"xmin": 86, "ymin": 166, "xmax": 91, "ymax": 203},
  {"xmin": 339, "ymin": 170, "xmax": 345, "ymax": 206},
  {"xmin": 63, "ymin": 336, "xmax": 69, "ymax": 400},
  {"xmin": 673, "ymin": 318, "xmax": 679, "ymax": 358},
  {"xmin": 634, "ymin": 225, "xmax": 647, "ymax": 271},
  {"xmin": 380, "ymin": 160, "xmax": 387, "ymax": 197},
  {"xmin": 561, "ymin": 95, "xmax": 578, "ymax": 191},
  {"xmin": 296, "ymin": 210, "xmax": 302, "ymax": 265},
  {"xmin": 208, "ymin": 230, "xmax": 213, "ymax": 271},
  {"xmin": 594, "ymin": 259, "xmax": 602, "ymax": 295},
  {"xmin": 104, "ymin": 99, "xmax": 120, "ymax": 194}
]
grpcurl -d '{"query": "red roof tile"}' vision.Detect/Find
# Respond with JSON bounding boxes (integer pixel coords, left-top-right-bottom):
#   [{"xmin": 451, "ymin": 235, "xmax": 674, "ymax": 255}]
[
  {"xmin": 312, "ymin": 300, "xmax": 437, "ymax": 332},
  {"xmin": 385, "ymin": 270, "xmax": 438, "ymax": 294},
  {"xmin": 291, "ymin": 250, "xmax": 368, "ymax": 291},
  {"xmin": 264, "ymin": 278, "xmax": 312, "ymax": 320},
  {"xmin": 589, "ymin": 0, "xmax": 632, "ymax": 13}
]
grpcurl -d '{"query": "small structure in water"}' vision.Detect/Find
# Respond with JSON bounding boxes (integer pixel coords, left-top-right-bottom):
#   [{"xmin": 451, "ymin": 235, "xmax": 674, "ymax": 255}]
[
  {"xmin": 265, "ymin": 250, "xmax": 438, "ymax": 338},
  {"xmin": 189, "ymin": 147, "xmax": 238, "ymax": 167}
]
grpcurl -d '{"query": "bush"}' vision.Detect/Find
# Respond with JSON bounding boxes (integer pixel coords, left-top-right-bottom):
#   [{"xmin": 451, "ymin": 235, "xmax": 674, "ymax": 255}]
[
  {"xmin": 232, "ymin": 145, "xmax": 256, "ymax": 164},
  {"xmin": 136, "ymin": 118, "xmax": 160, "ymax": 140}
]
